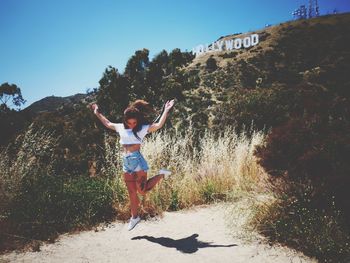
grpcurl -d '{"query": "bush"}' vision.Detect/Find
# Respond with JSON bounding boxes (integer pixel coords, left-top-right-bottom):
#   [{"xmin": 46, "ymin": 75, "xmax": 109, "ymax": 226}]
[
  {"xmin": 212, "ymin": 86, "xmax": 300, "ymax": 135},
  {"xmin": 219, "ymin": 52, "xmax": 237, "ymax": 59},
  {"xmin": 8, "ymin": 173, "xmax": 117, "ymax": 240},
  {"xmin": 252, "ymin": 182, "xmax": 350, "ymax": 263},
  {"xmin": 254, "ymin": 117, "xmax": 350, "ymax": 221},
  {"xmin": 206, "ymin": 56, "xmax": 218, "ymax": 73}
]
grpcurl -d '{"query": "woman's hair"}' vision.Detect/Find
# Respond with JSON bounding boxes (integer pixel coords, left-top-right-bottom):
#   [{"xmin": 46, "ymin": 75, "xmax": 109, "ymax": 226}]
[{"xmin": 123, "ymin": 100, "xmax": 156, "ymax": 140}]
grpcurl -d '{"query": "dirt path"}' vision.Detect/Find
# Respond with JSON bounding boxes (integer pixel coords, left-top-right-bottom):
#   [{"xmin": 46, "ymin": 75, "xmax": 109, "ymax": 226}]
[{"xmin": 0, "ymin": 202, "xmax": 316, "ymax": 263}]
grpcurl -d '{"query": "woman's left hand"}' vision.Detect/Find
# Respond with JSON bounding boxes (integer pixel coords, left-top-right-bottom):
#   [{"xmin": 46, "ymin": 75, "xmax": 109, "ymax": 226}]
[{"xmin": 164, "ymin": 99, "xmax": 175, "ymax": 112}]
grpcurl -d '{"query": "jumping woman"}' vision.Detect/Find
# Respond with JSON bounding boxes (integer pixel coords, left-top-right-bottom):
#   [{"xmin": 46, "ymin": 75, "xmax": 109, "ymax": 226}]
[{"xmin": 91, "ymin": 99, "xmax": 174, "ymax": 230}]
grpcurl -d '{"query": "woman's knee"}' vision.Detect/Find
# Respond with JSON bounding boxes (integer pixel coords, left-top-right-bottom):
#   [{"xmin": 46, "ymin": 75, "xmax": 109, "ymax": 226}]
[
  {"xmin": 137, "ymin": 188, "xmax": 147, "ymax": 196},
  {"xmin": 135, "ymin": 173, "xmax": 148, "ymax": 195},
  {"xmin": 136, "ymin": 181, "xmax": 147, "ymax": 195}
]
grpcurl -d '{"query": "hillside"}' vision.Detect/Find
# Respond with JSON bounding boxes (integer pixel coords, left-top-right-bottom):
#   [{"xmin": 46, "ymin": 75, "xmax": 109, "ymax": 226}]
[
  {"xmin": 187, "ymin": 12, "xmax": 350, "ymax": 73},
  {"xmin": 0, "ymin": 92, "xmax": 91, "ymax": 147},
  {"xmin": 22, "ymin": 93, "xmax": 89, "ymax": 114},
  {"xmin": 174, "ymin": 12, "xmax": 350, "ymax": 133}
]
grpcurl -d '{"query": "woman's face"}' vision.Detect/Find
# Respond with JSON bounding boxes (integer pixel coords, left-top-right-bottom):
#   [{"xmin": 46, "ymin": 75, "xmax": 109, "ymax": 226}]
[{"xmin": 126, "ymin": 118, "xmax": 137, "ymax": 129}]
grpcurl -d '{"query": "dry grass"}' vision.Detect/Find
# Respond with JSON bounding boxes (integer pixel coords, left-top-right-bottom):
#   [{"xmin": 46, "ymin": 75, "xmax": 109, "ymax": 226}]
[
  {"xmin": 0, "ymin": 122, "xmax": 271, "ymax": 216},
  {"xmin": 109, "ymin": 126, "xmax": 272, "ymax": 217},
  {"xmin": 0, "ymin": 123, "xmax": 272, "ymax": 233},
  {"xmin": 0, "ymin": 123, "xmax": 60, "ymax": 215}
]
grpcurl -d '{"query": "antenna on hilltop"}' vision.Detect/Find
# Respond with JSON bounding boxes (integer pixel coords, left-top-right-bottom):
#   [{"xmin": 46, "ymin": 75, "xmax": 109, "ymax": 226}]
[
  {"xmin": 292, "ymin": 1, "xmax": 320, "ymax": 20},
  {"xmin": 308, "ymin": 0, "xmax": 320, "ymax": 18},
  {"xmin": 292, "ymin": 5, "xmax": 307, "ymax": 20}
]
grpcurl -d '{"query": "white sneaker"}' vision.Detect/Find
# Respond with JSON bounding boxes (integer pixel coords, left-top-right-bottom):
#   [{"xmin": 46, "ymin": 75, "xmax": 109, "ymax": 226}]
[
  {"xmin": 159, "ymin": 169, "xmax": 172, "ymax": 179},
  {"xmin": 127, "ymin": 216, "xmax": 141, "ymax": 231}
]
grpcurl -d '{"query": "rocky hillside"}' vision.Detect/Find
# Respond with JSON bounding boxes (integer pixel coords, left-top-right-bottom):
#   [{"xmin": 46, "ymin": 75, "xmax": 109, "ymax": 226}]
[{"xmin": 173, "ymin": 12, "xmax": 350, "ymax": 133}]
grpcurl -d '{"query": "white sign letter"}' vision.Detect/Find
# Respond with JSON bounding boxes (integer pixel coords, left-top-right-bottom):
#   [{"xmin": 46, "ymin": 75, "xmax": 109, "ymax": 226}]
[
  {"xmin": 195, "ymin": 45, "xmax": 205, "ymax": 57},
  {"xmin": 210, "ymin": 42, "xmax": 216, "ymax": 51},
  {"xmin": 243, "ymin": 37, "xmax": 251, "ymax": 48},
  {"xmin": 251, "ymin": 34, "xmax": 259, "ymax": 46},
  {"xmin": 217, "ymin": 40, "xmax": 224, "ymax": 51},
  {"xmin": 225, "ymin": 39, "xmax": 234, "ymax": 51},
  {"xmin": 234, "ymin": 38, "xmax": 242, "ymax": 49}
]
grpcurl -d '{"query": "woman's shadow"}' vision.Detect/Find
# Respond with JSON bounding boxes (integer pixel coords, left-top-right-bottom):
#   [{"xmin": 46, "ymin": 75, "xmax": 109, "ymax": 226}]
[{"xmin": 131, "ymin": 233, "xmax": 237, "ymax": 254}]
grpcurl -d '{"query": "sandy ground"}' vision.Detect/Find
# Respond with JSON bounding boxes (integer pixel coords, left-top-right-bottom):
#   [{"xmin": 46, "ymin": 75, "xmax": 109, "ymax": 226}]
[{"xmin": 0, "ymin": 202, "xmax": 317, "ymax": 263}]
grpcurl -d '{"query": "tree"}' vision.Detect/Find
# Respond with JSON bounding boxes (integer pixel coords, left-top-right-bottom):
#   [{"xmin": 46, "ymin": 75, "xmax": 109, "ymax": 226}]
[
  {"xmin": 168, "ymin": 48, "xmax": 194, "ymax": 74},
  {"xmin": 0, "ymin": 82, "xmax": 26, "ymax": 112},
  {"xmin": 96, "ymin": 66, "xmax": 129, "ymax": 120},
  {"xmin": 124, "ymin": 49, "xmax": 150, "ymax": 100},
  {"xmin": 145, "ymin": 50, "xmax": 169, "ymax": 105},
  {"xmin": 0, "ymin": 82, "xmax": 29, "ymax": 146}
]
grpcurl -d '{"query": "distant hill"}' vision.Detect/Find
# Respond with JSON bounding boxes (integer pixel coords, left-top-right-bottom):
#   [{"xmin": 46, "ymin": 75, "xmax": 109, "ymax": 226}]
[{"xmin": 22, "ymin": 93, "xmax": 89, "ymax": 114}]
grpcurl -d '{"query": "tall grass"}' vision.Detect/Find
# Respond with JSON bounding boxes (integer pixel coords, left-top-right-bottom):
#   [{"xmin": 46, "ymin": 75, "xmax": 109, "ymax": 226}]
[
  {"xmin": 131, "ymin": 126, "xmax": 269, "ymax": 215},
  {"xmin": 0, "ymin": 123, "xmax": 60, "ymax": 215},
  {"xmin": 0, "ymin": 123, "xmax": 273, "ymax": 253},
  {"xmin": 0, "ymin": 123, "xmax": 268, "ymax": 220}
]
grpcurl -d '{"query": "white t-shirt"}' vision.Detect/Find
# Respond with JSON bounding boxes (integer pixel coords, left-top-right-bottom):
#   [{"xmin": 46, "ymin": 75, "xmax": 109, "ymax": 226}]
[{"xmin": 113, "ymin": 123, "xmax": 150, "ymax": 145}]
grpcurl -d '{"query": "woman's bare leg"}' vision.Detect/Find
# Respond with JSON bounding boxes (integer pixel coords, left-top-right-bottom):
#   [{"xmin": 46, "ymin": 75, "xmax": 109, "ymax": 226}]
[
  {"xmin": 135, "ymin": 170, "xmax": 164, "ymax": 195},
  {"xmin": 124, "ymin": 173, "xmax": 139, "ymax": 218}
]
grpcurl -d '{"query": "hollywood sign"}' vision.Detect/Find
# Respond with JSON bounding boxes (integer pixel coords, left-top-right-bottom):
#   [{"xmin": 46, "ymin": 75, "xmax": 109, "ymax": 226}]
[{"xmin": 192, "ymin": 33, "xmax": 259, "ymax": 57}]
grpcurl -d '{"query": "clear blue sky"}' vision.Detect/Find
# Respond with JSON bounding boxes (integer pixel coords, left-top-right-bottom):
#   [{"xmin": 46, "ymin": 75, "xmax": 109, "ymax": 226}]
[{"xmin": 1, "ymin": 0, "xmax": 349, "ymax": 109}]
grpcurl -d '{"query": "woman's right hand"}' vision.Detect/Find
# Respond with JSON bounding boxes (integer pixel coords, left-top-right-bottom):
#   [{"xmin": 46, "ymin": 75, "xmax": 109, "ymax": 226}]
[
  {"xmin": 91, "ymin": 103, "xmax": 99, "ymax": 114},
  {"xmin": 164, "ymin": 99, "xmax": 175, "ymax": 112}
]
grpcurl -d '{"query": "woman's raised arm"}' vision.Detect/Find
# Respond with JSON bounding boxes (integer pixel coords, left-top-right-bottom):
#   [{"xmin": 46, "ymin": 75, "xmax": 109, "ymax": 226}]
[
  {"xmin": 148, "ymin": 99, "xmax": 175, "ymax": 133},
  {"xmin": 91, "ymin": 103, "xmax": 117, "ymax": 131}
]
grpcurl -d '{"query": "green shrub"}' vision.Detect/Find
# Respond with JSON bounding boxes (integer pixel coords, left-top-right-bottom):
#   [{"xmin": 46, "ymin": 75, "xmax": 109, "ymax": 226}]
[
  {"xmin": 206, "ymin": 56, "xmax": 218, "ymax": 73},
  {"xmin": 168, "ymin": 189, "xmax": 180, "ymax": 211},
  {"xmin": 212, "ymin": 86, "xmax": 299, "ymax": 135},
  {"xmin": 8, "ymin": 173, "xmax": 118, "ymax": 240},
  {"xmin": 254, "ymin": 116, "xmax": 350, "ymax": 221},
  {"xmin": 253, "ymin": 182, "xmax": 350, "ymax": 262},
  {"xmin": 200, "ymin": 180, "xmax": 217, "ymax": 202},
  {"xmin": 219, "ymin": 52, "xmax": 237, "ymax": 59}
]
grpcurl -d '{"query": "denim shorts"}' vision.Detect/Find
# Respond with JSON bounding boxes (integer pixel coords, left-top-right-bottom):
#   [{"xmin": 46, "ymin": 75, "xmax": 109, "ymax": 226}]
[{"xmin": 122, "ymin": 151, "xmax": 149, "ymax": 173}]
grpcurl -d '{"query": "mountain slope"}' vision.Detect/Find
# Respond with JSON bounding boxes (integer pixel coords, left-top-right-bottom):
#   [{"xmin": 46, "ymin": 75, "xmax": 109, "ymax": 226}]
[
  {"xmin": 174, "ymin": 12, "xmax": 350, "ymax": 133},
  {"xmin": 22, "ymin": 93, "xmax": 88, "ymax": 114}
]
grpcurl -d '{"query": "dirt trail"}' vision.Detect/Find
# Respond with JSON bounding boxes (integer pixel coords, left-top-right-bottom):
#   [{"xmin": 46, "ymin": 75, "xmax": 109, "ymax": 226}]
[{"xmin": 0, "ymin": 202, "xmax": 316, "ymax": 263}]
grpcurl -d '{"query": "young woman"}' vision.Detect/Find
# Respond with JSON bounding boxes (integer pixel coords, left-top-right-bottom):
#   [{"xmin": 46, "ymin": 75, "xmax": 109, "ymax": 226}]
[{"xmin": 91, "ymin": 99, "xmax": 174, "ymax": 230}]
